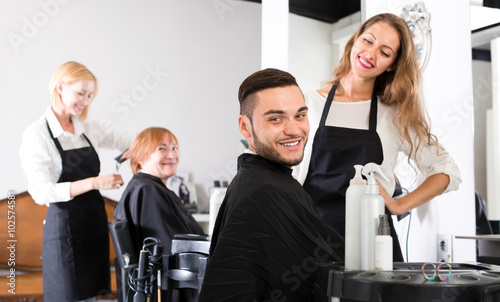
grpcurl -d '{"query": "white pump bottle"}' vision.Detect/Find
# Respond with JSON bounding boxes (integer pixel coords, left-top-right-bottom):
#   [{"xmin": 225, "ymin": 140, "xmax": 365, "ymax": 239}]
[
  {"xmin": 345, "ymin": 165, "xmax": 366, "ymax": 271},
  {"xmin": 375, "ymin": 214, "xmax": 393, "ymax": 271},
  {"xmin": 360, "ymin": 163, "xmax": 388, "ymax": 271}
]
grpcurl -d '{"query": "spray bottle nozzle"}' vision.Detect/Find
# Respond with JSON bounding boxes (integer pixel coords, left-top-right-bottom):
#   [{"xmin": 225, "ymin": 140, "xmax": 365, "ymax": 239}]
[
  {"xmin": 361, "ymin": 163, "xmax": 388, "ymax": 195},
  {"xmin": 362, "ymin": 163, "xmax": 388, "ymax": 183}
]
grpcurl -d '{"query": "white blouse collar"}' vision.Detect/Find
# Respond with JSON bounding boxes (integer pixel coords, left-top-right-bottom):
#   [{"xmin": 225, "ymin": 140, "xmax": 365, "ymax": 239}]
[{"xmin": 45, "ymin": 106, "xmax": 85, "ymax": 138}]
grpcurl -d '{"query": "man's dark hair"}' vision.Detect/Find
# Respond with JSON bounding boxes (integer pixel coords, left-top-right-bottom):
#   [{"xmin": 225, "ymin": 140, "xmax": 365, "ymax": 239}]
[{"xmin": 238, "ymin": 68, "xmax": 299, "ymax": 119}]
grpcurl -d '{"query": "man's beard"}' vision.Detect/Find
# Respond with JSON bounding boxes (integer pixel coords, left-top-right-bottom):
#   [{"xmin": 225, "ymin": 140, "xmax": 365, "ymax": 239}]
[{"xmin": 251, "ymin": 124, "xmax": 306, "ymax": 167}]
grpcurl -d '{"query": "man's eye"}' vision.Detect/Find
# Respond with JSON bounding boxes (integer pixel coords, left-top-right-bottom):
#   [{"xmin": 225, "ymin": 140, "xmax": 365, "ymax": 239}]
[{"xmin": 269, "ymin": 117, "xmax": 282, "ymax": 122}]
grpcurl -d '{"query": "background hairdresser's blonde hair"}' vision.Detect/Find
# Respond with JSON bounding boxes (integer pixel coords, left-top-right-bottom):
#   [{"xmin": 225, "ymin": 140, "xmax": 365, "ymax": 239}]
[
  {"xmin": 332, "ymin": 13, "xmax": 439, "ymax": 164},
  {"xmin": 130, "ymin": 127, "xmax": 179, "ymax": 174},
  {"xmin": 48, "ymin": 61, "xmax": 98, "ymax": 121}
]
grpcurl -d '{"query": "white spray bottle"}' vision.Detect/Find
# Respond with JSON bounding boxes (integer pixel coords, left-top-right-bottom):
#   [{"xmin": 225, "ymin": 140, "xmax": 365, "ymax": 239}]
[
  {"xmin": 345, "ymin": 165, "xmax": 366, "ymax": 271},
  {"xmin": 360, "ymin": 163, "xmax": 388, "ymax": 271}
]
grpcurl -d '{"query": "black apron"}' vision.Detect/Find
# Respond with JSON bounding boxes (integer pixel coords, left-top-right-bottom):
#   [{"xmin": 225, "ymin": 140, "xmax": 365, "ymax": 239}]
[
  {"xmin": 303, "ymin": 85, "xmax": 403, "ymax": 261},
  {"xmin": 43, "ymin": 121, "xmax": 111, "ymax": 301}
]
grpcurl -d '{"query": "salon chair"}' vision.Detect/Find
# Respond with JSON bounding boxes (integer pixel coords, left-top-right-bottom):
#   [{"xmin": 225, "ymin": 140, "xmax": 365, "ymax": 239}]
[
  {"xmin": 476, "ymin": 191, "xmax": 494, "ymax": 235},
  {"xmin": 108, "ymin": 219, "xmax": 139, "ymax": 302},
  {"xmin": 161, "ymin": 234, "xmax": 210, "ymax": 302},
  {"xmin": 109, "ymin": 220, "xmax": 210, "ymax": 302}
]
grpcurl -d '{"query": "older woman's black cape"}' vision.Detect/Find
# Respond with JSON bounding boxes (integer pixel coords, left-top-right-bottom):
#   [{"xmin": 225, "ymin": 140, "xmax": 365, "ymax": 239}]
[
  {"xmin": 114, "ymin": 172, "xmax": 205, "ymax": 253},
  {"xmin": 199, "ymin": 154, "xmax": 344, "ymax": 302}
]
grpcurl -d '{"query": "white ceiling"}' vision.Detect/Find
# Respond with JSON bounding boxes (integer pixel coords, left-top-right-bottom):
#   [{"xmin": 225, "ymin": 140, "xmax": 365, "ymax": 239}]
[
  {"xmin": 471, "ymin": 5, "xmax": 500, "ymax": 31},
  {"xmin": 471, "ymin": 2, "xmax": 500, "ymax": 49}
]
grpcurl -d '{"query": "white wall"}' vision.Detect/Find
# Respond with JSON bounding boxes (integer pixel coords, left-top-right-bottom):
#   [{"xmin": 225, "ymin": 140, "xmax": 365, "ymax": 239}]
[
  {"xmin": 364, "ymin": 0, "xmax": 476, "ymax": 262},
  {"xmin": 473, "ymin": 59, "xmax": 492, "ymax": 203},
  {"xmin": 288, "ymin": 13, "xmax": 334, "ymax": 94},
  {"xmin": 288, "ymin": 12, "xmax": 361, "ymax": 95},
  {"xmin": 0, "ymin": 0, "xmax": 261, "ymax": 211}
]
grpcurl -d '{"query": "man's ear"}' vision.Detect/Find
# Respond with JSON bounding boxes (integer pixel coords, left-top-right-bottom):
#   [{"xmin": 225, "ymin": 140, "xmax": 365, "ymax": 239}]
[{"xmin": 239, "ymin": 115, "xmax": 252, "ymax": 139}]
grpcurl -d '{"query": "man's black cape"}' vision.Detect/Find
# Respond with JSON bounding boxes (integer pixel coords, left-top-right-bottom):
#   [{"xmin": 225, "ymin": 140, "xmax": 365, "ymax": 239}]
[
  {"xmin": 199, "ymin": 154, "xmax": 344, "ymax": 301},
  {"xmin": 114, "ymin": 172, "xmax": 205, "ymax": 253}
]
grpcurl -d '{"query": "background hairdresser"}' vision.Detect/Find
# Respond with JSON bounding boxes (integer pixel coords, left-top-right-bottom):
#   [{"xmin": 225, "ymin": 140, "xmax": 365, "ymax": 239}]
[
  {"xmin": 294, "ymin": 13, "xmax": 461, "ymax": 261},
  {"xmin": 19, "ymin": 61, "xmax": 132, "ymax": 302}
]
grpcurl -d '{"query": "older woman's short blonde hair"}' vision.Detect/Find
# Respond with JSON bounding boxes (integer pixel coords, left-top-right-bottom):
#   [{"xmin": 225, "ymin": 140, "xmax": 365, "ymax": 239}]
[
  {"xmin": 48, "ymin": 61, "xmax": 98, "ymax": 121},
  {"xmin": 130, "ymin": 127, "xmax": 179, "ymax": 174}
]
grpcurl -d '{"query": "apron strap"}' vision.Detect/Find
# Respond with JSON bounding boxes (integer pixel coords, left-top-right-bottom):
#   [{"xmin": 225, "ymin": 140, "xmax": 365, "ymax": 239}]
[
  {"xmin": 46, "ymin": 119, "xmax": 64, "ymax": 154},
  {"xmin": 368, "ymin": 92, "xmax": 378, "ymax": 132},
  {"xmin": 319, "ymin": 85, "xmax": 337, "ymax": 126}
]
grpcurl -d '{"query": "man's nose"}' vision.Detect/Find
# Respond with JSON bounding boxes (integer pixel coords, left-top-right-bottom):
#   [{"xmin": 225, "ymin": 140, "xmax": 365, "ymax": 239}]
[{"xmin": 283, "ymin": 119, "xmax": 302, "ymax": 136}]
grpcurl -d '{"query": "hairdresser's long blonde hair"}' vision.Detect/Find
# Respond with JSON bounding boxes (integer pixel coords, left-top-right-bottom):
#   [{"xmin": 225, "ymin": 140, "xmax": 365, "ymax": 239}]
[
  {"xmin": 48, "ymin": 61, "xmax": 98, "ymax": 121},
  {"xmin": 332, "ymin": 13, "xmax": 438, "ymax": 164}
]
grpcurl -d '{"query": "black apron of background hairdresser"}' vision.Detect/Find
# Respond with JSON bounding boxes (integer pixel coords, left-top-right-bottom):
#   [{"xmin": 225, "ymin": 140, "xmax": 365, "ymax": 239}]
[
  {"xmin": 43, "ymin": 121, "xmax": 110, "ymax": 301},
  {"xmin": 303, "ymin": 85, "xmax": 403, "ymax": 261}
]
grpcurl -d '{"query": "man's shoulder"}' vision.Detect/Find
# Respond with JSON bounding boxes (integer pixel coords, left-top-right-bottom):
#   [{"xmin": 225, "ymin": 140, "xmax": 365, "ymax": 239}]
[
  {"xmin": 236, "ymin": 158, "xmax": 290, "ymax": 185},
  {"xmin": 231, "ymin": 167, "xmax": 286, "ymax": 191},
  {"xmin": 226, "ymin": 175, "xmax": 302, "ymax": 209}
]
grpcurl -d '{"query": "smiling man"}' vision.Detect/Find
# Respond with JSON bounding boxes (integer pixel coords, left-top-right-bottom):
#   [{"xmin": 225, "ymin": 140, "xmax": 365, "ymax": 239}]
[{"xmin": 199, "ymin": 68, "xmax": 344, "ymax": 302}]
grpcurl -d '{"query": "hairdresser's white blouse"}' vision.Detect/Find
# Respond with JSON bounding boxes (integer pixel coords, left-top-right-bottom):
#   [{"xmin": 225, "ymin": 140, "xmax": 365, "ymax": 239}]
[
  {"xmin": 19, "ymin": 107, "xmax": 132, "ymax": 206},
  {"xmin": 293, "ymin": 90, "xmax": 462, "ymax": 195}
]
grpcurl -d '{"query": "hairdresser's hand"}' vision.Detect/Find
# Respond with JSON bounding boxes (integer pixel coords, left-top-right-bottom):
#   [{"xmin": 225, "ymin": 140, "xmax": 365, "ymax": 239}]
[
  {"xmin": 92, "ymin": 173, "xmax": 124, "ymax": 190},
  {"xmin": 70, "ymin": 174, "xmax": 124, "ymax": 198},
  {"xmin": 377, "ymin": 181, "xmax": 404, "ymax": 215}
]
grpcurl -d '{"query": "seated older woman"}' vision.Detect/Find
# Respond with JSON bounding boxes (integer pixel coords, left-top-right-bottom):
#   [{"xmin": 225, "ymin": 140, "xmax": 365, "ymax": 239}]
[{"xmin": 114, "ymin": 127, "xmax": 205, "ymax": 254}]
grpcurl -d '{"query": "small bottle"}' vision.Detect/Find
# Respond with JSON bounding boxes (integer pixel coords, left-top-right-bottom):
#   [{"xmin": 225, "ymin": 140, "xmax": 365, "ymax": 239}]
[
  {"xmin": 345, "ymin": 165, "xmax": 366, "ymax": 271},
  {"xmin": 375, "ymin": 214, "xmax": 393, "ymax": 271},
  {"xmin": 360, "ymin": 163, "xmax": 388, "ymax": 271}
]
